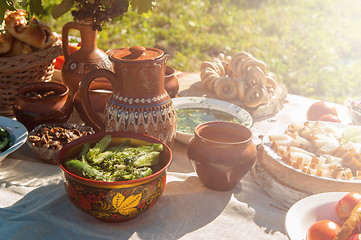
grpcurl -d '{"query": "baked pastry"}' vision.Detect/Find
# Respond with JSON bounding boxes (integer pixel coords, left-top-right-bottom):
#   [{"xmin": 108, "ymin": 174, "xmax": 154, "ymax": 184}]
[
  {"xmin": 200, "ymin": 52, "xmax": 279, "ymax": 108},
  {"xmin": 3, "ymin": 39, "xmax": 32, "ymax": 57},
  {"xmin": 0, "ymin": 32, "xmax": 13, "ymax": 54},
  {"xmin": 4, "ymin": 10, "xmax": 55, "ymax": 49}
]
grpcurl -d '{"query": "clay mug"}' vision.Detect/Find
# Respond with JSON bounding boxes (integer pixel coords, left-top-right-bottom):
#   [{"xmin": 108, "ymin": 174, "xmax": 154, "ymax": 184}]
[
  {"xmin": 13, "ymin": 82, "xmax": 73, "ymax": 131},
  {"xmin": 73, "ymin": 79, "xmax": 112, "ymax": 126},
  {"xmin": 164, "ymin": 66, "xmax": 179, "ymax": 98},
  {"xmin": 187, "ymin": 121, "xmax": 256, "ymax": 191},
  {"xmin": 79, "ymin": 46, "xmax": 177, "ymax": 146}
]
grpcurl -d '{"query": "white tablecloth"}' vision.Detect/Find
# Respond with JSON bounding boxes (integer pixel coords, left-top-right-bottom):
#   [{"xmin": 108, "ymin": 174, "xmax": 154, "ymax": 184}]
[
  {"xmin": 0, "ymin": 145, "xmax": 287, "ymax": 240},
  {"xmin": 0, "ymin": 72, "xmax": 352, "ymax": 240}
]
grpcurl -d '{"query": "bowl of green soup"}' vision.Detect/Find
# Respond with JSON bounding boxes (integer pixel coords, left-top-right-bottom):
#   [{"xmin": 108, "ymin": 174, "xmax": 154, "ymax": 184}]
[{"xmin": 172, "ymin": 97, "xmax": 253, "ymax": 144}]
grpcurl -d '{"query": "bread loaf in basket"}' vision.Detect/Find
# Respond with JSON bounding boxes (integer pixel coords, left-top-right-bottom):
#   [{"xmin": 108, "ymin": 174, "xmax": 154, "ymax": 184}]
[{"xmin": 0, "ymin": 10, "xmax": 62, "ymax": 117}]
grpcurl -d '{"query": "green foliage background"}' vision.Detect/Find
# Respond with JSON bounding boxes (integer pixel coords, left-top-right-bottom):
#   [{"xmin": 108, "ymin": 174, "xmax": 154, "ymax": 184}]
[{"xmin": 40, "ymin": 0, "xmax": 361, "ymax": 103}]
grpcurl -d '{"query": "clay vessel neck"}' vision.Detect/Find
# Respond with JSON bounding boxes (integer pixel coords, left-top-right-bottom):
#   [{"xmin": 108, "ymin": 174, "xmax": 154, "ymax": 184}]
[
  {"xmin": 61, "ymin": 20, "xmax": 113, "ymax": 97},
  {"xmin": 111, "ymin": 59, "xmax": 167, "ymax": 97}
]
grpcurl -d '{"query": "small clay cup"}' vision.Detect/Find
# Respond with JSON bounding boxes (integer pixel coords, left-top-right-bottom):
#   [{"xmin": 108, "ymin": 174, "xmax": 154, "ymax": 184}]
[
  {"xmin": 73, "ymin": 78, "xmax": 112, "ymax": 126},
  {"xmin": 187, "ymin": 121, "xmax": 256, "ymax": 191},
  {"xmin": 164, "ymin": 66, "xmax": 179, "ymax": 98},
  {"xmin": 13, "ymin": 82, "xmax": 73, "ymax": 131}
]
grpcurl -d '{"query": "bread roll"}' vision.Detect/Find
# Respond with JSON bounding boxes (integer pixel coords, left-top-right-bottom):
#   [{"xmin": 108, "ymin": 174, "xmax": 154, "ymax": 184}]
[
  {"xmin": 3, "ymin": 39, "xmax": 32, "ymax": 57},
  {"xmin": 0, "ymin": 32, "xmax": 13, "ymax": 54},
  {"xmin": 4, "ymin": 10, "xmax": 55, "ymax": 49}
]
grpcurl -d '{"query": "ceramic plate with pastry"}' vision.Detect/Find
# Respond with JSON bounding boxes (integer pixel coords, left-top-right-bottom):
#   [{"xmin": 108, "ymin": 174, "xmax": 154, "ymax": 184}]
[{"xmin": 256, "ymin": 121, "xmax": 361, "ymax": 197}]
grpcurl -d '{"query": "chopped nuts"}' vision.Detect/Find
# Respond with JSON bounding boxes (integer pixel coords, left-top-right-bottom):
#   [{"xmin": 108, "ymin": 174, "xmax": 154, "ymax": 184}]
[
  {"xmin": 28, "ymin": 125, "xmax": 90, "ymax": 150},
  {"xmin": 25, "ymin": 90, "xmax": 57, "ymax": 99}
]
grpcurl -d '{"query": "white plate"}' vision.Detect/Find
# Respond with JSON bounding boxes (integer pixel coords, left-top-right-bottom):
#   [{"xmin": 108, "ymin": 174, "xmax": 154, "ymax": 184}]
[
  {"xmin": 260, "ymin": 122, "xmax": 361, "ymax": 189},
  {"xmin": 285, "ymin": 192, "xmax": 348, "ymax": 240},
  {"xmin": 0, "ymin": 116, "xmax": 28, "ymax": 162},
  {"xmin": 172, "ymin": 97, "xmax": 253, "ymax": 144}
]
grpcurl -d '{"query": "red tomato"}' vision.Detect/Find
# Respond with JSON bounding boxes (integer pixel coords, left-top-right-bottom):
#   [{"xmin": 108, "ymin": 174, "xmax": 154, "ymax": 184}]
[
  {"xmin": 53, "ymin": 45, "xmax": 79, "ymax": 70},
  {"xmin": 348, "ymin": 234, "xmax": 361, "ymax": 240},
  {"xmin": 318, "ymin": 113, "xmax": 341, "ymax": 123},
  {"xmin": 54, "ymin": 55, "xmax": 64, "ymax": 70},
  {"xmin": 307, "ymin": 101, "xmax": 338, "ymax": 121},
  {"xmin": 336, "ymin": 192, "xmax": 361, "ymax": 221},
  {"xmin": 68, "ymin": 45, "xmax": 78, "ymax": 55},
  {"xmin": 306, "ymin": 220, "xmax": 341, "ymax": 240}
]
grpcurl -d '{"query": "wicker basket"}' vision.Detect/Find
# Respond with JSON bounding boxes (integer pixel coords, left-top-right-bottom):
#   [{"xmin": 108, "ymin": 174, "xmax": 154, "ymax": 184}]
[{"xmin": 0, "ymin": 43, "xmax": 63, "ymax": 117}]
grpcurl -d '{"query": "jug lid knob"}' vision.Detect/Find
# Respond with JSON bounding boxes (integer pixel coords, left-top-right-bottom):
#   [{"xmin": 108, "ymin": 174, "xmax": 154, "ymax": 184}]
[{"xmin": 129, "ymin": 46, "xmax": 146, "ymax": 55}]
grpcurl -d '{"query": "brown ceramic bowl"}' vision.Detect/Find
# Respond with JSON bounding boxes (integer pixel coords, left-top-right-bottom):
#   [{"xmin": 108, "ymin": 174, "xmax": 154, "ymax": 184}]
[
  {"xmin": 58, "ymin": 131, "xmax": 172, "ymax": 222},
  {"xmin": 13, "ymin": 82, "xmax": 73, "ymax": 131},
  {"xmin": 187, "ymin": 121, "xmax": 257, "ymax": 191},
  {"xmin": 27, "ymin": 123, "xmax": 94, "ymax": 164}
]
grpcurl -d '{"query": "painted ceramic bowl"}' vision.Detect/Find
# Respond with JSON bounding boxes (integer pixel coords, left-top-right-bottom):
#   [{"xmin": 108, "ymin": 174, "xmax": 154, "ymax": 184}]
[{"xmin": 58, "ymin": 131, "xmax": 172, "ymax": 222}]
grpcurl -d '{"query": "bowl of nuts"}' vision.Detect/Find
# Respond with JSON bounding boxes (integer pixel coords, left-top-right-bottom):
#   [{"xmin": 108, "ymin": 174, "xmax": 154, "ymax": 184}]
[{"xmin": 27, "ymin": 123, "xmax": 94, "ymax": 164}]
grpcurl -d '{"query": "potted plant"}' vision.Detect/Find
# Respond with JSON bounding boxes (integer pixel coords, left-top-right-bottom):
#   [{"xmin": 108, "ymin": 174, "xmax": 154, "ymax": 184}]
[
  {"xmin": 0, "ymin": 0, "xmax": 155, "ymax": 29},
  {"xmin": 0, "ymin": 0, "xmax": 156, "ymax": 96}
]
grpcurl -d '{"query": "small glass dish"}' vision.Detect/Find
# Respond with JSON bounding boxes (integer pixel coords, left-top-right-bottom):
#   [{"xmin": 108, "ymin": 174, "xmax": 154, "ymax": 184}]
[
  {"xmin": 27, "ymin": 123, "xmax": 94, "ymax": 164},
  {"xmin": 345, "ymin": 97, "xmax": 361, "ymax": 125}
]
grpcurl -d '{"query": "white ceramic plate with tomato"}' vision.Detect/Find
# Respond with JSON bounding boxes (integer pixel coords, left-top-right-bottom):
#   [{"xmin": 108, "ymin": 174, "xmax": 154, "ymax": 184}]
[{"xmin": 285, "ymin": 192, "xmax": 349, "ymax": 240}]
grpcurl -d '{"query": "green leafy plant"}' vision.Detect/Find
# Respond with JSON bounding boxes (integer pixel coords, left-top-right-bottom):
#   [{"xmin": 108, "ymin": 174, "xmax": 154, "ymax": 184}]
[
  {"xmin": 0, "ymin": 0, "xmax": 44, "ymax": 24},
  {"xmin": 0, "ymin": 0, "xmax": 155, "ymax": 31}
]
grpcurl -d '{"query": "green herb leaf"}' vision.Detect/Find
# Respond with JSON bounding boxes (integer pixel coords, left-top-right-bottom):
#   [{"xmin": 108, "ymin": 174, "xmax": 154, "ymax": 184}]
[
  {"xmin": 130, "ymin": 0, "xmax": 155, "ymax": 17},
  {"xmin": 51, "ymin": 0, "xmax": 74, "ymax": 19},
  {"xmin": 29, "ymin": 0, "xmax": 44, "ymax": 16},
  {"xmin": 0, "ymin": 0, "xmax": 15, "ymax": 26}
]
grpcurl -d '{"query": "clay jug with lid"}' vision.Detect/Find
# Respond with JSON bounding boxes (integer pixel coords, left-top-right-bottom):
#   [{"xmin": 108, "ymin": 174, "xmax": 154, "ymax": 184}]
[
  {"xmin": 80, "ymin": 46, "xmax": 177, "ymax": 146},
  {"xmin": 61, "ymin": 19, "xmax": 113, "ymax": 97}
]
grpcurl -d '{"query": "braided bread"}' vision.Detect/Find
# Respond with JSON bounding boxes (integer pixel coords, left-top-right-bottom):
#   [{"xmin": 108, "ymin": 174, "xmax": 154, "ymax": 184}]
[
  {"xmin": 200, "ymin": 51, "xmax": 280, "ymax": 108},
  {"xmin": 200, "ymin": 56, "xmax": 227, "ymax": 91},
  {"xmin": 213, "ymin": 76, "xmax": 238, "ymax": 100}
]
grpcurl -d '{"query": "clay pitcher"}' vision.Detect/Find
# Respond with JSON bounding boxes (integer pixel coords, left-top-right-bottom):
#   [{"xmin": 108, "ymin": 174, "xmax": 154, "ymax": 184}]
[
  {"xmin": 61, "ymin": 19, "xmax": 113, "ymax": 97},
  {"xmin": 80, "ymin": 46, "xmax": 177, "ymax": 146}
]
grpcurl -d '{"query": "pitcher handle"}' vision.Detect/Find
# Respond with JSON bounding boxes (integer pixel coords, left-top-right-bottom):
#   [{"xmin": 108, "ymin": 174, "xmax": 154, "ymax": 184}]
[
  {"xmin": 62, "ymin": 21, "xmax": 80, "ymax": 62},
  {"xmin": 80, "ymin": 69, "xmax": 116, "ymax": 132}
]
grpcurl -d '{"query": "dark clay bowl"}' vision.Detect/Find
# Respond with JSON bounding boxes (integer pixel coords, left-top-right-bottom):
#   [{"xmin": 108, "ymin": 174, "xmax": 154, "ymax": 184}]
[
  {"xmin": 13, "ymin": 82, "xmax": 73, "ymax": 131},
  {"xmin": 58, "ymin": 131, "xmax": 172, "ymax": 222}
]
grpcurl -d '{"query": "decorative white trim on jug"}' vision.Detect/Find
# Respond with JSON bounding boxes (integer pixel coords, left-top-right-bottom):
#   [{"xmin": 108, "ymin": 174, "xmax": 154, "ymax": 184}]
[{"xmin": 112, "ymin": 93, "xmax": 169, "ymax": 105}]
